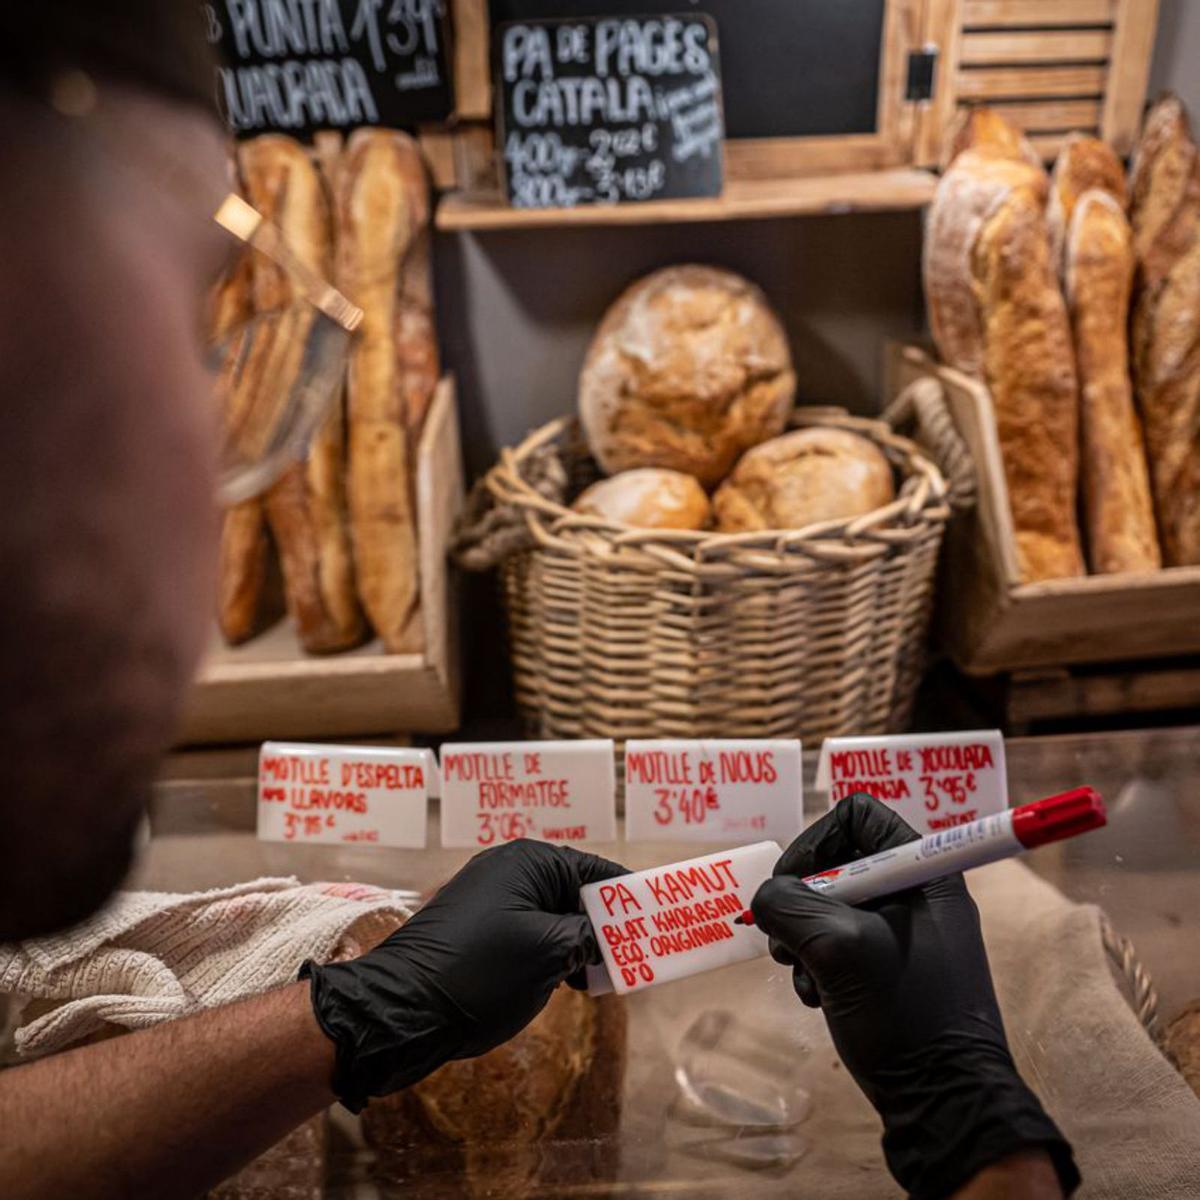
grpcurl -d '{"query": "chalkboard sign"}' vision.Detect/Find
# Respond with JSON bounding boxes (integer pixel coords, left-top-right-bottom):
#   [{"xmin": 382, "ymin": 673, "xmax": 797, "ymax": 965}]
[
  {"xmin": 495, "ymin": 15, "xmax": 724, "ymax": 209},
  {"xmin": 205, "ymin": 0, "xmax": 456, "ymax": 137},
  {"xmin": 490, "ymin": 0, "xmax": 885, "ymax": 141}
]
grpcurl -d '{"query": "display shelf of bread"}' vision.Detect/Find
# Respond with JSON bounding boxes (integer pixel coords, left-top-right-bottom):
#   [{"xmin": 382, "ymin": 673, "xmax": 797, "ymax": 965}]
[
  {"xmin": 455, "ymin": 265, "xmax": 950, "ymax": 747},
  {"xmin": 891, "ymin": 99, "xmax": 1200, "ymax": 674},
  {"xmin": 184, "ymin": 131, "xmax": 462, "ymax": 744}
]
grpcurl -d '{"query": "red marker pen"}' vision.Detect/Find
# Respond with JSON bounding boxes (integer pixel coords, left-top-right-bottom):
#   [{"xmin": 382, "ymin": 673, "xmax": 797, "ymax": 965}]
[{"xmin": 736, "ymin": 787, "xmax": 1106, "ymax": 922}]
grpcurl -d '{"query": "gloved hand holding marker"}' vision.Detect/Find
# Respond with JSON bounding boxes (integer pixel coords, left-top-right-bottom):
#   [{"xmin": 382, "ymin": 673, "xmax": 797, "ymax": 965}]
[
  {"xmin": 737, "ymin": 786, "xmax": 1106, "ymax": 920},
  {"xmin": 750, "ymin": 791, "xmax": 1099, "ymax": 1199}
]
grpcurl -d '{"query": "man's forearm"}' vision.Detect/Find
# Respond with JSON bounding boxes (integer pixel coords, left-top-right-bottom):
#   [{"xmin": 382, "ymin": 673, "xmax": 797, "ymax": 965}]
[
  {"xmin": 0, "ymin": 980, "xmax": 335, "ymax": 1200},
  {"xmin": 953, "ymin": 1151, "xmax": 1065, "ymax": 1200}
]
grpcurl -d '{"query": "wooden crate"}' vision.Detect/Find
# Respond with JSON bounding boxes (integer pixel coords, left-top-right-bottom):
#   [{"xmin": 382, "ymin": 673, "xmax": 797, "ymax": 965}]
[
  {"xmin": 887, "ymin": 345, "xmax": 1200, "ymax": 675},
  {"xmin": 179, "ymin": 378, "xmax": 463, "ymax": 744}
]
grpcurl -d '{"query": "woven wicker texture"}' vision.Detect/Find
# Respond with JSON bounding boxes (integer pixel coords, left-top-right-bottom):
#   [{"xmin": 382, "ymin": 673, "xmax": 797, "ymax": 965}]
[{"xmin": 456, "ymin": 404, "xmax": 953, "ymax": 747}]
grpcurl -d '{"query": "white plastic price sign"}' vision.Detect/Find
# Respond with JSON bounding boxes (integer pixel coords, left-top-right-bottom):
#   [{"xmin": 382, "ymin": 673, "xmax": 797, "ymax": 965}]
[
  {"xmin": 815, "ymin": 730, "xmax": 1007, "ymax": 834},
  {"xmin": 624, "ymin": 739, "xmax": 803, "ymax": 845},
  {"xmin": 439, "ymin": 740, "xmax": 617, "ymax": 848},
  {"xmin": 257, "ymin": 742, "xmax": 430, "ymax": 848},
  {"xmin": 582, "ymin": 841, "xmax": 780, "ymax": 996}
]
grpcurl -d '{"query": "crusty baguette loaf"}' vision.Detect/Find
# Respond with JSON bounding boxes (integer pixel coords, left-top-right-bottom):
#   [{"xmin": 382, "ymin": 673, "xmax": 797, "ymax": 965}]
[
  {"xmin": 1047, "ymin": 134, "xmax": 1128, "ymax": 276},
  {"xmin": 239, "ymin": 135, "xmax": 365, "ymax": 652},
  {"xmin": 1130, "ymin": 98, "xmax": 1200, "ymax": 566},
  {"xmin": 1129, "ymin": 97, "xmax": 1200, "ymax": 566},
  {"xmin": 925, "ymin": 148, "xmax": 1048, "ymax": 378},
  {"xmin": 1065, "ymin": 188, "xmax": 1162, "ymax": 573},
  {"xmin": 972, "ymin": 186, "xmax": 1085, "ymax": 580},
  {"xmin": 946, "ymin": 106, "xmax": 1044, "ymax": 168},
  {"xmin": 335, "ymin": 129, "xmax": 436, "ymax": 653},
  {"xmin": 1130, "ymin": 96, "xmax": 1199, "ymax": 291},
  {"xmin": 925, "ymin": 108, "xmax": 1084, "ymax": 580},
  {"xmin": 210, "ymin": 245, "xmax": 280, "ymax": 644}
]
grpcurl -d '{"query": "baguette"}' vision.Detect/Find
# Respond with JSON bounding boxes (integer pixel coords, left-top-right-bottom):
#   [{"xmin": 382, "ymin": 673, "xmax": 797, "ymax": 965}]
[
  {"xmin": 210, "ymin": 246, "xmax": 280, "ymax": 643},
  {"xmin": 1129, "ymin": 97, "xmax": 1200, "ymax": 566},
  {"xmin": 973, "ymin": 187, "xmax": 1085, "ymax": 580},
  {"xmin": 1065, "ymin": 190, "xmax": 1162, "ymax": 572},
  {"xmin": 335, "ymin": 129, "xmax": 436, "ymax": 652},
  {"xmin": 1047, "ymin": 133, "xmax": 1127, "ymax": 275},
  {"xmin": 239, "ymin": 135, "xmax": 365, "ymax": 652},
  {"xmin": 925, "ymin": 109, "xmax": 1084, "ymax": 580},
  {"xmin": 925, "ymin": 112, "xmax": 1047, "ymax": 377},
  {"xmin": 946, "ymin": 106, "xmax": 1044, "ymax": 168}
]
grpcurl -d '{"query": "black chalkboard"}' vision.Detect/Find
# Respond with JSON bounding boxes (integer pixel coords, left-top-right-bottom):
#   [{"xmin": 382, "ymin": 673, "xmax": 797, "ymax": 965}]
[
  {"xmin": 206, "ymin": 0, "xmax": 456, "ymax": 137},
  {"xmin": 495, "ymin": 15, "xmax": 724, "ymax": 209},
  {"xmin": 490, "ymin": 0, "xmax": 885, "ymax": 140}
]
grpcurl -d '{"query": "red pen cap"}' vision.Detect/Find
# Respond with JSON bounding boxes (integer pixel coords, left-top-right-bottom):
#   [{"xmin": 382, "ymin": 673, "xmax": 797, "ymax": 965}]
[{"xmin": 1011, "ymin": 786, "xmax": 1106, "ymax": 849}]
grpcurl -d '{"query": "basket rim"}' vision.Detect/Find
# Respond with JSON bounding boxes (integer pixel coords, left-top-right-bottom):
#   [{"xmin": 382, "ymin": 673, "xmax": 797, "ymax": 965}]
[{"xmin": 486, "ymin": 406, "xmax": 951, "ymax": 559}]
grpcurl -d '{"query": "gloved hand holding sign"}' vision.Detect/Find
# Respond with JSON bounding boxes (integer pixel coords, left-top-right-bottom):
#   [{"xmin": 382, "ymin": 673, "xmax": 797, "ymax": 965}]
[
  {"xmin": 302, "ymin": 839, "xmax": 626, "ymax": 1112},
  {"xmin": 751, "ymin": 794, "xmax": 1080, "ymax": 1199}
]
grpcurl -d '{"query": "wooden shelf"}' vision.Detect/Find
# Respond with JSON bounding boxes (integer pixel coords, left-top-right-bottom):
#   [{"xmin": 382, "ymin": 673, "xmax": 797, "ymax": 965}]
[{"xmin": 435, "ymin": 169, "xmax": 938, "ymax": 231}]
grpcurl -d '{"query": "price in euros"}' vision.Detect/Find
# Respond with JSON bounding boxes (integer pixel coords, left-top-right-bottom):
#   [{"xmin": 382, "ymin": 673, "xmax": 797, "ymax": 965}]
[
  {"xmin": 476, "ymin": 811, "xmax": 534, "ymax": 846},
  {"xmin": 653, "ymin": 785, "xmax": 720, "ymax": 827},
  {"xmin": 921, "ymin": 772, "xmax": 977, "ymax": 811}
]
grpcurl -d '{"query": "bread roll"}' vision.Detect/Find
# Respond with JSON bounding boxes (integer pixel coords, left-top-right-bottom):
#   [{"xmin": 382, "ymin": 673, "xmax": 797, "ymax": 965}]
[
  {"xmin": 364, "ymin": 988, "xmax": 626, "ymax": 1198},
  {"xmin": 713, "ymin": 428, "xmax": 894, "ymax": 532},
  {"xmin": 1047, "ymin": 134, "xmax": 1128, "ymax": 274},
  {"xmin": 1130, "ymin": 97, "xmax": 1200, "ymax": 566},
  {"xmin": 336, "ymin": 129, "xmax": 437, "ymax": 652},
  {"xmin": 571, "ymin": 468, "xmax": 711, "ymax": 530},
  {"xmin": 578, "ymin": 266, "xmax": 795, "ymax": 487},
  {"xmin": 925, "ymin": 109, "xmax": 1085, "ymax": 580},
  {"xmin": 1052, "ymin": 141, "xmax": 1161, "ymax": 573},
  {"xmin": 239, "ymin": 135, "xmax": 365, "ymax": 653},
  {"xmin": 342, "ymin": 905, "xmax": 626, "ymax": 1199},
  {"xmin": 1165, "ymin": 1001, "xmax": 1200, "ymax": 1100}
]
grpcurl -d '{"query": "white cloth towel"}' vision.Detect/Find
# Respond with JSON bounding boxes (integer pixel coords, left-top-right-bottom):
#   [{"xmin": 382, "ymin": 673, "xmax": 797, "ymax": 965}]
[{"xmin": 0, "ymin": 876, "xmax": 416, "ymax": 1059}]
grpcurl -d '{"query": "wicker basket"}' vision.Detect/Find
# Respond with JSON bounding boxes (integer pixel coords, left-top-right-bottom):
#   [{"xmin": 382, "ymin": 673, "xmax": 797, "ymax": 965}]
[{"xmin": 454, "ymin": 408, "xmax": 954, "ymax": 746}]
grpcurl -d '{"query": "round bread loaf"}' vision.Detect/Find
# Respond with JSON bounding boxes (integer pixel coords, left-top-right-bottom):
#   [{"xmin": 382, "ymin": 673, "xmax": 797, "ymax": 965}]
[
  {"xmin": 571, "ymin": 468, "xmax": 712, "ymax": 530},
  {"xmin": 579, "ymin": 265, "xmax": 796, "ymax": 486},
  {"xmin": 713, "ymin": 428, "xmax": 895, "ymax": 532}
]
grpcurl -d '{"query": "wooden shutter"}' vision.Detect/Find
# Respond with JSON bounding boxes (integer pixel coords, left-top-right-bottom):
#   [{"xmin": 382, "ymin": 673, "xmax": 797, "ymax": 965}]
[{"xmin": 918, "ymin": 0, "xmax": 1161, "ymax": 166}]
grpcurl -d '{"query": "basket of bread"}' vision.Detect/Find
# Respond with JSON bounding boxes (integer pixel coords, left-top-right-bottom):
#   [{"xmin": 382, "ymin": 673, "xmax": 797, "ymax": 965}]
[
  {"xmin": 455, "ymin": 265, "xmax": 953, "ymax": 746},
  {"xmin": 889, "ymin": 100, "xmax": 1200, "ymax": 674}
]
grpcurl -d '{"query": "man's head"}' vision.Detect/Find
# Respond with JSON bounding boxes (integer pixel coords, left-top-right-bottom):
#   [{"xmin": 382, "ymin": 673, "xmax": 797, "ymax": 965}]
[{"xmin": 0, "ymin": 10, "xmax": 229, "ymax": 937}]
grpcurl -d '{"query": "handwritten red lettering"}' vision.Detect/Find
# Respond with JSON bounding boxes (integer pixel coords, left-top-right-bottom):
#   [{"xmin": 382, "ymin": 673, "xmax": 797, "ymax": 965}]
[
  {"xmin": 338, "ymin": 761, "xmax": 424, "ymax": 790},
  {"xmin": 918, "ymin": 744, "xmax": 994, "ymax": 773},
  {"xmin": 829, "ymin": 748, "xmax": 893, "ymax": 779},
  {"xmin": 600, "ymin": 881, "xmax": 642, "ymax": 917},
  {"xmin": 443, "ymin": 752, "xmax": 515, "ymax": 782},
  {"xmin": 717, "ymin": 749, "xmax": 777, "ymax": 785}
]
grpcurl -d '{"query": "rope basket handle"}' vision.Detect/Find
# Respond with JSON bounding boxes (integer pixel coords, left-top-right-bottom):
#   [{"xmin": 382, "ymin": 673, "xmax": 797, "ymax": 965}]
[
  {"xmin": 1101, "ymin": 915, "xmax": 1161, "ymax": 1043},
  {"xmin": 882, "ymin": 377, "xmax": 977, "ymax": 515},
  {"xmin": 450, "ymin": 437, "xmax": 569, "ymax": 572}
]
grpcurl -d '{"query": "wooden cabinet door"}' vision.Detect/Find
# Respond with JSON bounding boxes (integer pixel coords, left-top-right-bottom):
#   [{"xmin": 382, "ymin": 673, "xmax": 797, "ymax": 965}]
[{"xmin": 918, "ymin": 0, "xmax": 1161, "ymax": 165}]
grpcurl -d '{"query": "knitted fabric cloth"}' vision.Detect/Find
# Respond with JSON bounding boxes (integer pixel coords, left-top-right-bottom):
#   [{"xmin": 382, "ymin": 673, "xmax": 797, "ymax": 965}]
[{"xmin": 0, "ymin": 876, "xmax": 416, "ymax": 1059}]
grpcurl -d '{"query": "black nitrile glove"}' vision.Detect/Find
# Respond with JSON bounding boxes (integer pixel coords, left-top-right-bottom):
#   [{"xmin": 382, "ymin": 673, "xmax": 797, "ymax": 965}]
[
  {"xmin": 751, "ymin": 794, "xmax": 1079, "ymax": 1200},
  {"xmin": 301, "ymin": 838, "xmax": 625, "ymax": 1112}
]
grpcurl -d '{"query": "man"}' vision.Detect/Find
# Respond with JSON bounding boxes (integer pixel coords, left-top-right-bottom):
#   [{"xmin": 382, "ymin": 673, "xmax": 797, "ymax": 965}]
[{"xmin": 0, "ymin": 6, "xmax": 1077, "ymax": 1197}]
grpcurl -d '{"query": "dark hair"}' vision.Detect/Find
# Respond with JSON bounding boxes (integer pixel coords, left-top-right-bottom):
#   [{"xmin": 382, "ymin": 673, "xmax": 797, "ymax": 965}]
[{"xmin": 0, "ymin": 3, "xmax": 216, "ymax": 111}]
